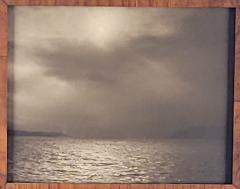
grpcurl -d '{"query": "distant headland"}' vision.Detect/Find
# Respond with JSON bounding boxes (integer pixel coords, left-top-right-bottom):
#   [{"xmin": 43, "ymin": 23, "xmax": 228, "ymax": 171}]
[{"xmin": 7, "ymin": 129, "xmax": 65, "ymax": 137}]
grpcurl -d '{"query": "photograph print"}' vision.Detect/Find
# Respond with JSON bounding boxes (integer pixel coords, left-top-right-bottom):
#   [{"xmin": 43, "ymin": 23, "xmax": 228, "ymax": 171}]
[{"xmin": 7, "ymin": 7, "xmax": 233, "ymax": 183}]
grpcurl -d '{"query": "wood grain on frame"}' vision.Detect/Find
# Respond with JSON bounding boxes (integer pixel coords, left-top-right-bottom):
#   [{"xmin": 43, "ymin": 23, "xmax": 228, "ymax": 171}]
[
  {"xmin": 4, "ymin": 184, "xmax": 238, "ymax": 189},
  {"xmin": 0, "ymin": 57, "xmax": 7, "ymax": 188},
  {"xmin": 235, "ymin": 9, "xmax": 240, "ymax": 101},
  {"xmin": 233, "ymin": 102, "xmax": 240, "ymax": 188},
  {"xmin": 3, "ymin": 0, "xmax": 240, "ymax": 7},
  {"xmin": 234, "ymin": 9, "xmax": 240, "ymax": 189},
  {"xmin": 0, "ymin": 1, "xmax": 7, "ymax": 188},
  {"xmin": 0, "ymin": 0, "xmax": 7, "ymax": 57}
]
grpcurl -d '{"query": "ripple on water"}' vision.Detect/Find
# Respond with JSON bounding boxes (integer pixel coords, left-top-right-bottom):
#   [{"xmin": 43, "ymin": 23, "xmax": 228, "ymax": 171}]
[{"xmin": 8, "ymin": 137, "xmax": 226, "ymax": 183}]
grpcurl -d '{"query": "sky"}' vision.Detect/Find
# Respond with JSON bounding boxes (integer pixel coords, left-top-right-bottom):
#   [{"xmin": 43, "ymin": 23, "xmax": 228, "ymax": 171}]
[{"xmin": 8, "ymin": 7, "xmax": 231, "ymax": 139}]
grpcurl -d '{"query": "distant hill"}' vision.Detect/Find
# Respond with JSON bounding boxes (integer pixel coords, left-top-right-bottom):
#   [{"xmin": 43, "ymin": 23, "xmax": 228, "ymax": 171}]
[
  {"xmin": 8, "ymin": 129, "xmax": 65, "ymax": 137},
  {"xmin": 170, "ymin": 126, "xmax": 223, "ymax": 139}
]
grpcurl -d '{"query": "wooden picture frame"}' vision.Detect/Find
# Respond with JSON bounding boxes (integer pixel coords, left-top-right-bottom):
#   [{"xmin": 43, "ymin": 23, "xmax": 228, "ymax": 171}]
[{"xmin": 0, "ymin": 0, "xmax": 240, "ymax": 188}]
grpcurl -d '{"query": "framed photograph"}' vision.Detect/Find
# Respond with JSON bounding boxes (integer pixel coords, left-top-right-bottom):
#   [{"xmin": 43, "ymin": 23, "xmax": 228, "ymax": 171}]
[{"xmin": 0, "ymin": 0, "xmax": 240, "ymax": 189}]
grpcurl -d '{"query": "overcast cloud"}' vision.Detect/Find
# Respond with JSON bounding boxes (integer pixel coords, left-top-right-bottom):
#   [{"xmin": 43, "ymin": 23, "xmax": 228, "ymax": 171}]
[{"xmin": 8, "ymin": 7, "xmax": 231, "ymax": 138}]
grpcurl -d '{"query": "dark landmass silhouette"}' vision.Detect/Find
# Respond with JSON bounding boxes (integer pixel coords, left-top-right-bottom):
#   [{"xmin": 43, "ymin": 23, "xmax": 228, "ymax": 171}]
[
  {"xmin": 7, "ymin": 126, "xmax": 223, "ymax": 139},
  {"xmin": 171, "ymin": 126, "xmax": 223, "ymax": 139},
  {"xmin": 8, "ymin": 129, "xmax": 66, "ymax": 137}
]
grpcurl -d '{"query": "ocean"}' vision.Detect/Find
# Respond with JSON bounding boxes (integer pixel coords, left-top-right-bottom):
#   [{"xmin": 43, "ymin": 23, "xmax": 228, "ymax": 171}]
[{"xmin": 8, "ymin": 136, "xmax": 227, "ymax": 183}]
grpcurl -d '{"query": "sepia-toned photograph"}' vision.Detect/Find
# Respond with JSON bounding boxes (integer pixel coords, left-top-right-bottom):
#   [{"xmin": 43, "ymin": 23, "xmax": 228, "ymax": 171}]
[{"xmin": 7, "ymin": 7, "xmax": 232, "ymax": 183}]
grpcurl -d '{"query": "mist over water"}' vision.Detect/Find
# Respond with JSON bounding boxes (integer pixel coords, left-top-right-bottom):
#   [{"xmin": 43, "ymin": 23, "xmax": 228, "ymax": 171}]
[{"xmin": 8, "ymin": 136, "xmax": 225, "ymax": 183}]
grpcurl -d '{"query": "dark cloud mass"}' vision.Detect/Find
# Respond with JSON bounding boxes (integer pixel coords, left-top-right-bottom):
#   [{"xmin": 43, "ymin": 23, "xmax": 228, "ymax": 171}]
[{"xmin": 8, "ymin": 7, "xmax": 231, "ymax": 139}]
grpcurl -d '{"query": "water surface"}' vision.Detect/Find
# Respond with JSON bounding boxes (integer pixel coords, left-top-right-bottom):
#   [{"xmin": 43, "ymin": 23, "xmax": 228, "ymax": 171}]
[{"xmin": 8, "ymin": 137, "xmax": 226, "ymax": 183}]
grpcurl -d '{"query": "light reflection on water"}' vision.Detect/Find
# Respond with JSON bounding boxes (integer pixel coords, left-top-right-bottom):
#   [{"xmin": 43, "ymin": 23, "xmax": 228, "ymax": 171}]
[{"xmin": 8, "ymin": 137, "xmax": 225, "ymax": 183}]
